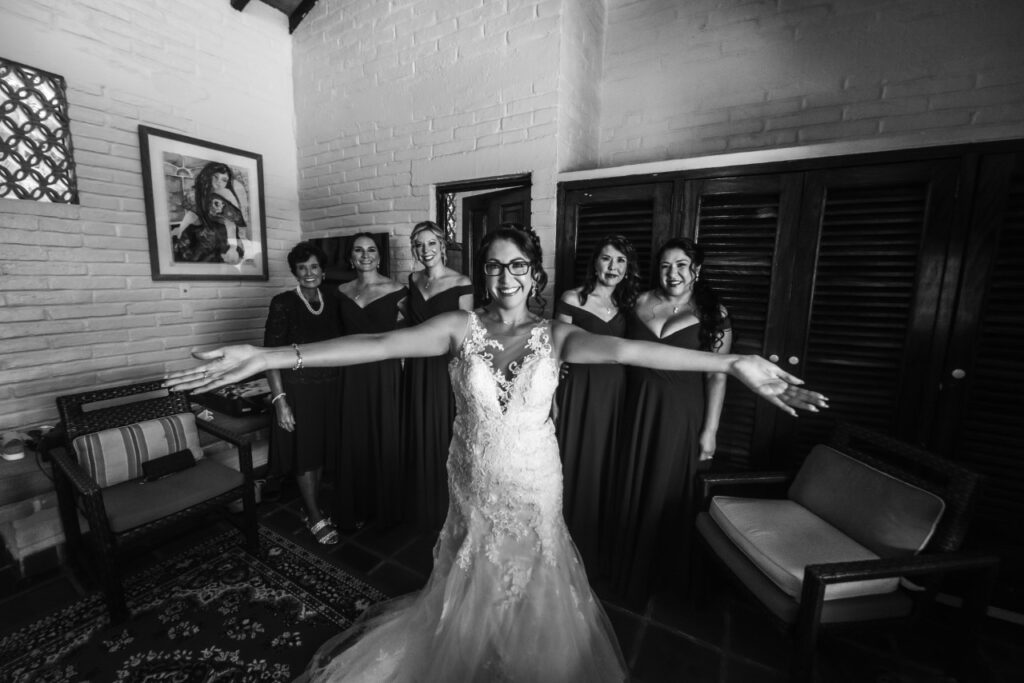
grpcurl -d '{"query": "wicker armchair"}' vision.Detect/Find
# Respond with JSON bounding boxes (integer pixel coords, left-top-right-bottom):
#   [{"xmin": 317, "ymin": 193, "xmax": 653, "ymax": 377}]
[
  {"xmin": 49, "ymin": 380, "xmax": 259, "ymax": 621},
  {"xmin": 694, "ymin": 422, "xmax": 999, "ymax": 682}
]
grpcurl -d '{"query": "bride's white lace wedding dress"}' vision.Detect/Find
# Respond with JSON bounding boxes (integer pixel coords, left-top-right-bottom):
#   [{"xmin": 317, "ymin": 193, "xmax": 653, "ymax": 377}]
[{"xmin": 301, "ymin": 313, "xmax": 627, "ymax": 682}]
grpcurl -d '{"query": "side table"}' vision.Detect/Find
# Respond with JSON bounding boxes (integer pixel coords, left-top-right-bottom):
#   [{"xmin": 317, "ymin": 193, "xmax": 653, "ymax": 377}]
[{"xmin": 193, "ymin": 406, "xmax": 271, "ymax": 551}]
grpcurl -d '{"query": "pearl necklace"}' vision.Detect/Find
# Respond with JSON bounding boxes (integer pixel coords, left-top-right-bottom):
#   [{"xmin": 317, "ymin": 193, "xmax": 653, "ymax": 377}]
[{"xmin": 294, "ymin": 285, "xmax": 324, "ymax": 315}]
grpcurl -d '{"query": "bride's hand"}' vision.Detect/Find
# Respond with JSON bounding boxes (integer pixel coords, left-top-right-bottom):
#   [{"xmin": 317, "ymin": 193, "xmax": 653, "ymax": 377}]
[
  {"xmin": 162, "ymin": 344, "xmax": 267, "ymax": 393},
  {"xmin": 730, "ymin": 355, "xmax": 829, "ymax": 416}
]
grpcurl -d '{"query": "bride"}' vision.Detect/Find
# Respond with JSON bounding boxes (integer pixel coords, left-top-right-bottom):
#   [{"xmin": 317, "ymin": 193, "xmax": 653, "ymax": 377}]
[{"xmin": 165, "ymin": 225, "xmax": 827, "ymax": 682}]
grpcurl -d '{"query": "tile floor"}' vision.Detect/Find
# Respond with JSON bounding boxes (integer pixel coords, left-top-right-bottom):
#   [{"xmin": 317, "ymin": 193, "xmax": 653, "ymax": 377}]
[{"xmin": 3, "ymin": 483, "xmax": 1023, "ymax": 682}]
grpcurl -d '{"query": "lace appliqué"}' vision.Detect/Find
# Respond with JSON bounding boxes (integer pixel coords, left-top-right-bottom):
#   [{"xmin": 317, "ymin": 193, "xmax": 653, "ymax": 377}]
[{"xmin": 447, "ymin": 314, "xmax": 561, "ymax": 608}]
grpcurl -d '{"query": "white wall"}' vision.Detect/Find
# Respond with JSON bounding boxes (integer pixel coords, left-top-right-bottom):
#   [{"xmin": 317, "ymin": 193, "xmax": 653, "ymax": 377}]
[
  {"xmin": 291, "ymin": 0, "xmax": 598, "ymax": 285},
  {"xmin": 599, "ymin": 0, "xmax": 1024, "ymax": 166},
  {"xmin": 0, "ymin": 0, "xmax": 300, "ymax": 429}
]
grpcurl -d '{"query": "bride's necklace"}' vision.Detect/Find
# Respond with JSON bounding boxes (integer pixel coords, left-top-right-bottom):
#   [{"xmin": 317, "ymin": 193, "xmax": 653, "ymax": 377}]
[{"xmin": 294, "ymin": 285, "xmax": 324, "ymax": 315}]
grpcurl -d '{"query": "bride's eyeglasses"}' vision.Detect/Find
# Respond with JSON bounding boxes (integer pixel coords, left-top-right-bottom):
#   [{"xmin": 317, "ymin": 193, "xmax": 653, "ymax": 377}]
[{"xmin": 483, "ymin": 260, "xmax": 531, "ymax": 276}]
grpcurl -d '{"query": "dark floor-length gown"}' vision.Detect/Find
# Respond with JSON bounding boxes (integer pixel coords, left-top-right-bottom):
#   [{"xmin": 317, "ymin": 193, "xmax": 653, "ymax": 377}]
[
  {"xmin": 263, "ymin": 289, "xmax": 341, "ymax": 477},
  {"xmin": 401, "ymin": 279, "xmax": 474, "ymax": 530},
  {"xmin": 612, "ymin": 313, "xmax": 730, "ymax": 608},
  {"xmin": 553, "ymin": 300, "xmax": 626, "ymax": 577},
  {"xmin": 334, "ymin": 287, "xmax": 407, "ymax": 529}
]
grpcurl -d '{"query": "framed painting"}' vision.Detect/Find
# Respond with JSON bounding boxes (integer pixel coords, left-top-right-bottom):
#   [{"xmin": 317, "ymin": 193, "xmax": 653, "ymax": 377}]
[{"xmin": 139, "ymin": 126, "xmax": 268, "ymax": 280}]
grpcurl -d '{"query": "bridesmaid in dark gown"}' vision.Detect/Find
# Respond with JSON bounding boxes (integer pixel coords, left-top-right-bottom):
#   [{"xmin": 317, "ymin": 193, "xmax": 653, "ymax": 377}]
[
  {"xmin": 401, "ymin": 221, "xmax": 473, "ymax": 530},
  {"xmin": 554, "ymin": 235, "xmax": 640, "ymax": 577},
  {"xmin": 612, "ymin": 237, "xmax": 732, "ymax": 609},
  {"xmin": 334, "ymin": 233, "xmax": 408, "ymax": 530}
]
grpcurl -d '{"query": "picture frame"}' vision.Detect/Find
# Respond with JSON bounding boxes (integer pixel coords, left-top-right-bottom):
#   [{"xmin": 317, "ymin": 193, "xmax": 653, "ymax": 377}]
[{"xmin": 138, "ymin": 126, "xmax": 268, "ymax": 281}]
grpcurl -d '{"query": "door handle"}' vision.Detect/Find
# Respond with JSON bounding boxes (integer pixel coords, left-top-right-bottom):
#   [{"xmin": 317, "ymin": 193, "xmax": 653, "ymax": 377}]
[{"xmin": 788, "ymin": 356, "xmax": 800, "ymax": 365}]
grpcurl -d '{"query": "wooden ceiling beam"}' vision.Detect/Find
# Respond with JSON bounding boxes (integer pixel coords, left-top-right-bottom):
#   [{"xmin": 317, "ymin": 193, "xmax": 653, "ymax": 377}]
[{"xmin": 289, "ymin": 0, "xmax": 319, "ymax": 34}]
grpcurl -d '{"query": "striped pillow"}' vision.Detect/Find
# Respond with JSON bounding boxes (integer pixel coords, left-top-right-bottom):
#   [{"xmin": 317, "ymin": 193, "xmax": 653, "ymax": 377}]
[{"xmin": 72, "ymin": 412, "xmax": 203, "ymax": 488}]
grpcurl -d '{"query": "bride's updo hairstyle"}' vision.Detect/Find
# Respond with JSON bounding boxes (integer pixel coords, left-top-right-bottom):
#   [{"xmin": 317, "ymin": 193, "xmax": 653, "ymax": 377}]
[{"xmin": 475, "ymin": 223, "xmax": 548, "ymax": 309}]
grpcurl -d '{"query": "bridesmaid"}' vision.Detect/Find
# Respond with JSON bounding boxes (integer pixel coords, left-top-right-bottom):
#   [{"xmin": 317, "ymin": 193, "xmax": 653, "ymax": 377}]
[
  {"xmin": 401, "ymin": 221, "xmax": 473, "ymax": 530},
  {"xmin": 554, "ymin": 235, "xmax": 640, "ymax": 577},
  {"xmin": 612, "ymin": 237, "xmax": 732, "ymax": 608},
  {"xmin": 334, "ymin": 233, "xmax": 408, "ymax": 530}
]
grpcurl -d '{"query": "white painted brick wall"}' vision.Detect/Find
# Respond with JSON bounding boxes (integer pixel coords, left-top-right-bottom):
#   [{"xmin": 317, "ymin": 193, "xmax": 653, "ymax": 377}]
[
  {"xmin": 600, "ymin": 0, "xmax": 1024, "ymax": 166},
  {"xmin": 291, "ymin": 0, "xmax": 592, "ymax": 286},
  {"xmin": 0, "ymin": 0, "xmax": 301, "ymax": 430}
]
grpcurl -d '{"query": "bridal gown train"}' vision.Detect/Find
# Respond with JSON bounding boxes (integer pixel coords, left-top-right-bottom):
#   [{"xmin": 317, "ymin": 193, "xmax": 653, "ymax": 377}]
[{"xmin": 301, "ymin": 313, "xmax": 628, "ymax": 682}]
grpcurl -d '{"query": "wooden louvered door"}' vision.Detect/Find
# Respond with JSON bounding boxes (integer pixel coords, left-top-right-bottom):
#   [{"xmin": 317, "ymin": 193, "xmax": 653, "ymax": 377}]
[
  {"xmin": 938, "ymin": 152, "xmax": 1024, "ymax": 611},
  {"xmin": 685, "ymin": 162, "xmax": 959, "ymax": 469},
  {"xmin": 777, "ymin": 161, "xmax": 961, "ymax": 465},
  {"xmin": 557, "ymin": 183, "xmax": 672, "ymax": 296},
  {"xmin": 685, "ymin": 174, "xmax": 803, "ymax": 469}
]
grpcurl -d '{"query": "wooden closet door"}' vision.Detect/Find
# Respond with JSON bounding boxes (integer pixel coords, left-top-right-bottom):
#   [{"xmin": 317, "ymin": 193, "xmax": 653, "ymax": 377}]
[
  {"xmin": 686, "ymin": 174, "xmax": 803, "ymax": 470},
  {"xmin": 938, "ymin": 152, "xmax": 1024, "ymax": 611},
  {"xmin": 778, "ymin": 161, "xmax": 961, "ymax": 465}
]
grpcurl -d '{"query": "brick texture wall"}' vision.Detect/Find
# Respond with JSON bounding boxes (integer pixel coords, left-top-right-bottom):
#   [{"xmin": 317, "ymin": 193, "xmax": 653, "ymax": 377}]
[
  {"xmin": 0, "ymin": 0, "xmax": 300, "ymax": 430},
  {"xmin": 599, "ymin": 0, "xmax": 1024, "ymax": 166},
  {"xmin": 291, "ymin": 0, "xmax": 596, "ymax": 285}
]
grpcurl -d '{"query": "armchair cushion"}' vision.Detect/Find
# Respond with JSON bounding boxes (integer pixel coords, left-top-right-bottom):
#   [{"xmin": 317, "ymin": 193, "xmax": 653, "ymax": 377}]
[
  {"xmin": 72, "ymin": 412, "xmax": 203, "ymax": 488},
  {"xmin": 101, "ymin": 459, "xmax": 243, "ymax": 533},
  {"xmin": 788, "ymin": 445, "xmax": 945, "ymax": 557},
  {"xmin": 709, "ymin": 496, "xmax": 899, "ymax": 600}
]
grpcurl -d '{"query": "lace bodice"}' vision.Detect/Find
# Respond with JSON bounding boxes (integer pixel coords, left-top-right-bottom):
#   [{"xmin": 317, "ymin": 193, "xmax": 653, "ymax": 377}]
[{"xmin": 443, "ymin": 313, "xmax": 563, "ymax": 595}]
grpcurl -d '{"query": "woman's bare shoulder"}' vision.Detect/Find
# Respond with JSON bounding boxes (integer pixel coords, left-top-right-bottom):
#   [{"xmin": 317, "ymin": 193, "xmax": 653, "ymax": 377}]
[{"xmin": 560, "ymin": 287, "xmax": 583, "ymax": 305}]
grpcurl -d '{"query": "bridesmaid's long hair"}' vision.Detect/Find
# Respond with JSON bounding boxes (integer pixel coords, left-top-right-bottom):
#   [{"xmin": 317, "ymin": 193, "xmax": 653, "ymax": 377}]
[
  {"xmin": 655, "ymin": 238, "xmax": 726, "ymax": 351},
  {"xmin": 579, "ymin": 235, "xmax": 640, "ymax": 312},
  {"xmin": 475, "ymin": 223, "xmax": 547, "ymax": 310}
]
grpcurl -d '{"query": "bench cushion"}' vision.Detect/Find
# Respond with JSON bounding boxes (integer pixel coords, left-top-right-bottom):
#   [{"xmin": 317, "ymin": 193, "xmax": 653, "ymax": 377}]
[
  {"xmin": 788, "ymin": 445, "xmax": 945, "ymax": 557},
  {"xmin": 72, "ymin": 413, "xmax": 203, "ymax": 488},
  {"xmin": 709, "ymin": 496, "xmax": 900, "ymax": 600}
]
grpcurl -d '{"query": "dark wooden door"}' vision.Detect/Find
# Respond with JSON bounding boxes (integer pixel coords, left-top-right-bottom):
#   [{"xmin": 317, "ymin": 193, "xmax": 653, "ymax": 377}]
[
  {"xmin": 462, "ymin": 186, "xmax": 531, "ymax": 277},
  {"xmin": 685, "ymin": 173, "xmax": 803, "ymax": 469},
  {"xmin": 937, "ymin": 152, "xmax": 1024, "ymax": 610},
  {"xmin": 779, "ymin": 161, "xmax": 961, "ymax": 463},
  {"xmin": 688, "ymin": 161, "xmax": 960, "ymax": 468}
]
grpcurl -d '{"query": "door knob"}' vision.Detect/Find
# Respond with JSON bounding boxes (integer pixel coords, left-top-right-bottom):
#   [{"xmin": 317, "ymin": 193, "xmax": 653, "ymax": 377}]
[
  {"xmin": 951, "ymin": 368, "xmax": 966, "ymax": 379},
  {"xmin": 788, "ymin": 356, "xmax": 800, "ymax": 365},
  {"xmin": 768, "ymin": 354, "xmax": 779, "ymax": 363}
]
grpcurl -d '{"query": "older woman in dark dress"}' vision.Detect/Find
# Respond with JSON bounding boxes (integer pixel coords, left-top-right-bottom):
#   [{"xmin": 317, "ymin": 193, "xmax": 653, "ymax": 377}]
[{"xmin": 265, "ymin": 241, "xmax": 342, "ymax": 544}]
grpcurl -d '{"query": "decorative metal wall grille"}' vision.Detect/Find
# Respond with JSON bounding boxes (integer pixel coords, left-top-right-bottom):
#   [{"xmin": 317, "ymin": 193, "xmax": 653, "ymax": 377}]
[
  {"xmin": 442, "ymin": 191, "xmax": 457, "ymax": 243},
  {"xmin": 0, "ymin": 57, "xmax": 78, "ymax": 203}
]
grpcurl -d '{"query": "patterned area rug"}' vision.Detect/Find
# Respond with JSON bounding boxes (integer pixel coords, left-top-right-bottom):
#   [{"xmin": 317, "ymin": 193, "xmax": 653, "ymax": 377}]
[{"xmin": 0, "ymin": 526, "xmax": 388, "ymax": 682}]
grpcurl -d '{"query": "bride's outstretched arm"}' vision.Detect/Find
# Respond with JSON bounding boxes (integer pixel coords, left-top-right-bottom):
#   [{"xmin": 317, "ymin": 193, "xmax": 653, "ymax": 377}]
[
  {"xmin": 164, "ymin": 312, "xmax": 464, "ymax": 393},
  {"xmin": 553, "ymin": 321, "xmax": 828, "ymax": 416}
]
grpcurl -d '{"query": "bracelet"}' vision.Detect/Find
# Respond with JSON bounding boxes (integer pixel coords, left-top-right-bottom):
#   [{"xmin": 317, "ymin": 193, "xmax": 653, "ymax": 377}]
[
  {"xmin": 271, "ymin": 392, "xmax": 287, "ymax": 404},
  {"xmin": 292, "ymin": 343, "xmax": 304, "ymax": 371}
]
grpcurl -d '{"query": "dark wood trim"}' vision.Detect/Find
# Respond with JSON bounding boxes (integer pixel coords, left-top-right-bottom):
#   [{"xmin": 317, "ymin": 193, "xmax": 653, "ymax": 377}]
[
  {"xmin": 559, "ymin": 139, "xmax": 1024, "ymax": 194},
  {"xmin": 290, "ymin": 0, "xmax": 320, "ymax": 33}
]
